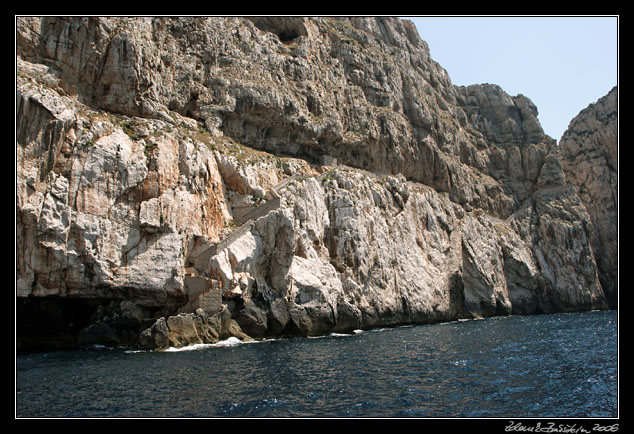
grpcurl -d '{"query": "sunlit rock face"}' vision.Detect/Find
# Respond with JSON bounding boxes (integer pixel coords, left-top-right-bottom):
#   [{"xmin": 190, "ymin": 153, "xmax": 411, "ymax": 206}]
[
  {"xmin": 559, "ymin": 86, "xmax": 618, "ymax": 308},
  {"xmin": 16, "ymin": 17, "xmax": 613, "ymax": 350}
]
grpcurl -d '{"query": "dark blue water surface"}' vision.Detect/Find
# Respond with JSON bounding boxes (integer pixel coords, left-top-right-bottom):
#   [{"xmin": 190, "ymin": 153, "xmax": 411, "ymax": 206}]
[{"xmin": 16, "ymin": 310, "xmax": 618, "ymax": 418}]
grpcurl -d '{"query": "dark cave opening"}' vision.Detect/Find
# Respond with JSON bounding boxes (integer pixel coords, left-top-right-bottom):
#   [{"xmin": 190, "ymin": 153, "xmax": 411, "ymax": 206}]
[
  {"xmin": 16, "ymin": 296, "xmax": 105, "ymax": 352},
  {"xmin": 278, "ymin": 30, "xmax": 300, "ymax": 43},
  {"xmin": 16, "ymin": 296, "xmax": 163, "ymax": 353}
]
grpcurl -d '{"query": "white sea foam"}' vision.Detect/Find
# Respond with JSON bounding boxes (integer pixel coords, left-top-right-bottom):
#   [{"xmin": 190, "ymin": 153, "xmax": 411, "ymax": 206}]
[
  {"xmin": 163, "ymin": 337, "xmax": 246, "ymax": 352},
  {"xmin": 308, "ymin": 332, "xmax": 358, "ymax": 340},
  {"xmin": 213, "ymin": 337, "xmax": 243, "ymax": 347},
  {"xmin": 163, "ymin": 343, "xmax": 216, "ymax": 352}
]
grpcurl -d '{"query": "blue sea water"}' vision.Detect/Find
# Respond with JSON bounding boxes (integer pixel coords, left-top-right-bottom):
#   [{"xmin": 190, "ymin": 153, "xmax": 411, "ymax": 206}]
[{"xmin": 15, "ymin": 310, "xmax": 618, "ymax": 418}]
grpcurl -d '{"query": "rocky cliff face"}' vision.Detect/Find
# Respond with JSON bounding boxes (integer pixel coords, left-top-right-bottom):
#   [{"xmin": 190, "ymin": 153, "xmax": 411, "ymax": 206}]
[
  {"xmin": 559, "ymin": 87, "xmax": 618, "ymax": 307},
  {"xmin": 16, "ymin": 17, "xmax": 615, "ymax": 351}
]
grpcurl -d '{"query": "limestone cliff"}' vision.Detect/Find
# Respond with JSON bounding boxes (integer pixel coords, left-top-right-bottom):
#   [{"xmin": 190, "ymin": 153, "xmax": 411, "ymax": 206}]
[
  {"xmin": 559, "ymin": 87, "xmax": 618, "ymax": 308},
  {"xmin": 15, "ymin": 17, "xmax": 614, "ymax": 351}
]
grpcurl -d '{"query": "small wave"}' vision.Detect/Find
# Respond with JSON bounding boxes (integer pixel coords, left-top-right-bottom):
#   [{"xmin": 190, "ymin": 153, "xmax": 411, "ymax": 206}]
[
  {"xmin": 369, "ymin": 327, "xmax": 390, "ymax": 332},
  {"xmin": 457, "ymin": 317, "xmax": 486, "ymax": 322},
  {"xmin": 213, "ymin": 337, "xmax": 244, "ymax": 347},
  {"xmin": 81, "ymin": 344, "xmax": 114, "ymax": 350},
  {"xmin": 163, "ymin": 337, "xmax": 247, "ymax": 352},
  {"xmin": 163, "ymin": 343, "xmax": 217, "ymax": 352},
  {"xmin": 308, "ymin": 331, "xmax": 360, "ymax": 340}
]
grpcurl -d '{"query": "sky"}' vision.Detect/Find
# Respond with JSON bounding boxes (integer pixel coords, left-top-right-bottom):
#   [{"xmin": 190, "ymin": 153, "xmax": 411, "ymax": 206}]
[{"xmin": 403, "ymin": 16, "xmax": 618, "ymax": 142}]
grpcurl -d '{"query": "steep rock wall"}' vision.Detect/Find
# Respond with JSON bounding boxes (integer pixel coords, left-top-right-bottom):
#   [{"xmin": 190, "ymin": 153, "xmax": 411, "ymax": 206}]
[
  {"xmin": 17, "ymin": 17, "xmax": 555, "ymax": 218},
  {"xmin": 15, "ymin": 16, "xmax": 613, "ymax": 350},
  {"xmin": 559, "ymin": 87, "xmax": 618, "ymax": 307},
  {"xmin": 201, "ymin": 165, "xmax": 606, "ymax": 340}
]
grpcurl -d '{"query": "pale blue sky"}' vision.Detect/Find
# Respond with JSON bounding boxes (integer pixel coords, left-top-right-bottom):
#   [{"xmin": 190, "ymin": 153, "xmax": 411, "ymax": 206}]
[{"xmin": 403, "ymin": 16, "xmax": 618, "ymax": 142}]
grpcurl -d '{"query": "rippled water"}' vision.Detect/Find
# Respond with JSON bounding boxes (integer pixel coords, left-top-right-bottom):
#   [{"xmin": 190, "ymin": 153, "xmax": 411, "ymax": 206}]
[{"xmin": 16, "ymin": 310, "xmax": 618, "ymax": 418}]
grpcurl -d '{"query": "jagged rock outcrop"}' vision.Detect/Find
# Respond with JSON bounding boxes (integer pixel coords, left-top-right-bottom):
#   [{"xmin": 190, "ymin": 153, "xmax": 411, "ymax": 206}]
[
  {"xmin": 139, "ymin": 306, "xmax": 252, "ymax": 350},
  {"xmin": 16, "ymin": 16, "xmax": 615, "ymax": 351},
  {"xmin": 16, "ymin": 17, "xmax": 553, "ymax": 218},
  {"xmin": 201, "ymin": 164, "xmax": 606, "ymax": 338},
  {"xmin": 559, "ymin": 87, "xmax": 618, "ymax": 307}
]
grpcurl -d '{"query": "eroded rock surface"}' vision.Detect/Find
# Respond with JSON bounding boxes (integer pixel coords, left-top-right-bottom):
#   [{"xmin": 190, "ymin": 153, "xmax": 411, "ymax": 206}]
[
  {"xmin": 16, "ymin": 17, "xmax": 615, "ymax": 351},
  {"xmin": 559, "ymin": 87, "xmax": 618, "ymax": 307}
]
